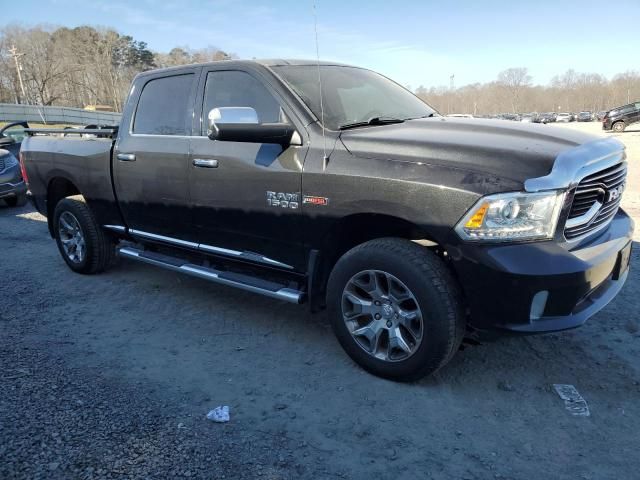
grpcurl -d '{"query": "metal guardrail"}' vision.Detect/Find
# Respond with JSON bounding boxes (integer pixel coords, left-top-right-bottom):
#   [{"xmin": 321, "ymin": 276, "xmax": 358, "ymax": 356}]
[{"xmin": 0, "ymin": 103, "xmax": 121, "ymax": 125}]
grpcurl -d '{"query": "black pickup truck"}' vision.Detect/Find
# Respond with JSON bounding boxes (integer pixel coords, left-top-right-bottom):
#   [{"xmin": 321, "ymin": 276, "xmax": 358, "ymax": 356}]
[{"xmin": 20, "ymin": 60, "xmax": 634, "ymax": 381}]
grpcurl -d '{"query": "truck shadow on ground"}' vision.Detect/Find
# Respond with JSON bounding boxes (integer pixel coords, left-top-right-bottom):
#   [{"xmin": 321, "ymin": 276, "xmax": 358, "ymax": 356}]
[
  {"xmin": 5, "ymin": 206, "xmax": 640, "ymax": 480},
  {"xmin": 75, "ymin": 258, "xmax": 640, "ymax": 397},
  {"xmin": 5, "ymin": 208, "xmax": 640, "ymax": 397}
]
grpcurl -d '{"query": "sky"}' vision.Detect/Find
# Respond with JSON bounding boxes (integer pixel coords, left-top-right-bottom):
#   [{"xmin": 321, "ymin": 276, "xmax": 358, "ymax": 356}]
[{"xmin": 4, "ymin": 0, "xmax": 639, "ymax": 89}]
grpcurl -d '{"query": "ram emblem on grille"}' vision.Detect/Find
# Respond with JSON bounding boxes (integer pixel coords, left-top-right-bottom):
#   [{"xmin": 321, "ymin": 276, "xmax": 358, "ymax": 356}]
[{"xmin": 607, "ymin": 183, "xmax": 625, "ymax": 203}]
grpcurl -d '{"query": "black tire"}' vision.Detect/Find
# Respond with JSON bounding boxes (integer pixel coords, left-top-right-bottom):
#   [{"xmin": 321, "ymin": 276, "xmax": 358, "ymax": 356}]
[
  {"xmin": 327, "ymin": 238, "xmax": 465, "ymax": 381},
  {"xmin": 612, "ymin": 121, "xmax": 625, "ymax": 133},
  {"xmin": 53, "ymin": 195, "xmax": 115, "ymax": 274},
  {"xmin": 4, "ymin": 192, "xmax": 27, "ymax": 207}
]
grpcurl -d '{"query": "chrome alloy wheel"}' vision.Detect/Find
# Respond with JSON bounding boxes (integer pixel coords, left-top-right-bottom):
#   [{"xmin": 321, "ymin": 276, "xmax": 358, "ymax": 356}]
[
  {"xmin": 58, "ymin": 211, "xmax": 86, "ymax": 263},
  {"xmin": 341, "ymin": 270, "xmax": 424, "ymax": 362}
]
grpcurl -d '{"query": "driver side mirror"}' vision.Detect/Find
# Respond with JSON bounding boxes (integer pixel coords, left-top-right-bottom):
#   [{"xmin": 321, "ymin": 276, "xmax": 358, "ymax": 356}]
[{"xmin": 207, "ymin": 107, "xmax": 300, "ymax": 147}]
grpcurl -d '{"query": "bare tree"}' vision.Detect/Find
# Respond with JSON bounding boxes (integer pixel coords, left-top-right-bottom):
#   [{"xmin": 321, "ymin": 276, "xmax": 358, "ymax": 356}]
[
  {"xmin": 497, "ymin": 68, "xmax": 532, "ymax": 113},
  {"xmin": 1, "ymin": 24, "xmax": 637, "ymax": 116},
  {"xmin": 154, "ymin": 46, "xmax": 233, "ymax": 68},
  {"xmin": 416, "ymin": 67, "xmax": 639, "ymax": 116},
  {"xmin": 611, "ymin": 71, "xmax": 640, "ymax": 106},
  {"xmin": 0, "ymin": 25, "xmax": 157, "ymax": 110}
]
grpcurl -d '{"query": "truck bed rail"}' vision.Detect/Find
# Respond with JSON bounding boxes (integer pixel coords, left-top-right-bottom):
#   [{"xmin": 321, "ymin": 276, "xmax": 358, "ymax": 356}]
[{"xmin": 25, "ymin": 127, "xmax": 118, "ymax": 138}]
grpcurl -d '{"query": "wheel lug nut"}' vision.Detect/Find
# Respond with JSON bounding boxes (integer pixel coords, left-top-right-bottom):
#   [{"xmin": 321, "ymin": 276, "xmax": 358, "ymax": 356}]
[
  {"xmin": 386, "ymin": 320, "xmax": 393, "ymax": 328},
  {"xmin": 374, "ymin": 313, "xmax": 381, "ymax": 320}
]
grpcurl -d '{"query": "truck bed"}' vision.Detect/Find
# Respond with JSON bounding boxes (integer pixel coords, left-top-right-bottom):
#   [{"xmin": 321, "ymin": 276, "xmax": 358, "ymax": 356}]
[{"xmin": 21, "ymin": 131, "xmax": 122, "ymax": 229}]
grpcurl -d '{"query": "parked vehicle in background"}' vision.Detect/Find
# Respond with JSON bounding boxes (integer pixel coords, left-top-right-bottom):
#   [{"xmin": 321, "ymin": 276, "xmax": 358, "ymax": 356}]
[
  {"xmin": 0, "ymin": 148, "xmax": 27, "ymax": 207},
  {"xmin": 0, "ymin": 121, "xmax": 29, "ymax": 158},
  {"xmin": 577, "ymin": 111, "xmax": 593, "ymax": 122},
  {"xmin": 520, "ymin": 113, "xmax": 537, "ymax": 123},
  {"xmin": 538, "ymin": 113, "xmax": 556, "ymax": 124},
  {"xmin": 556, "ymin": 112, "xmax": 572, "ymax": 122},
  {"xmin": 20, "ymin": 59, "xmax": 634, "ymax": 381},
  {"xmin": 596, "ymin": 110, "xmax": 608, "ymax": 121},
  {"xmin": 0, "ymin": 122, "xmax": 29, "ymax": 207},
  {"xmin": 602, "ymin": 102, "xmax": 640, "ymax": 133},
  {"xmin": 446, "ymin": 113, "xmax": 474, "ymax": 118},
  {"xmin": 499, "ymin": 113, "xmax": 520, "ymax": 121}
]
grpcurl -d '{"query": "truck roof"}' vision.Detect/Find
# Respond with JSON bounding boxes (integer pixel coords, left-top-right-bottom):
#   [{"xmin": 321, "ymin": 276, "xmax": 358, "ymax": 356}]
[
  {"xmin": 258, "ymin": 59, "xmax": 354, "ymax": 67},
  {"xmin": 136, "ymin": 59, "xmax": 356, "ymax": 78}
]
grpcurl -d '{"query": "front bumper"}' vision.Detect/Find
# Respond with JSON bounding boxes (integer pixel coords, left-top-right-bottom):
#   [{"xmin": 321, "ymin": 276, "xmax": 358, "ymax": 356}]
[
  {"xmin": 0, "ymin": 180, "xmax": 27, "ymax": 200},
  {"xmin": 0, "ymin": 164, "xmax": 26, "ymax": 200},
  {"xmin": 450, "ymin": 209, "xmax": 634, "ymax": 333}
]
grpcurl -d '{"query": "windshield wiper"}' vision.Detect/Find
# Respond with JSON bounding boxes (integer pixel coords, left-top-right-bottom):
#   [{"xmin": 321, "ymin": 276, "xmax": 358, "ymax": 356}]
[
  {"xmin": 406, "ymin": 113, "xmax": 436, "ymax": 120},
  {"xmin": 338, "ymin": 116, "xmax": 405, "ymax": 130}
]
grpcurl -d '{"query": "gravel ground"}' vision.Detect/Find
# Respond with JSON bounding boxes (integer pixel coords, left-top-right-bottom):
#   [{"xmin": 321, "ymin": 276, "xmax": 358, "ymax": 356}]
[{"xmin": 1, "ymin": 122, "xmax": 639, "ymax": 479}]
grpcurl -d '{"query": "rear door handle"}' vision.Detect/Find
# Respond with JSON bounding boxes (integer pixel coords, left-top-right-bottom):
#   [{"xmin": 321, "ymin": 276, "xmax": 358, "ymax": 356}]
[
  {"xmin": 117, "ymin": 153, "xmax": 136, "ymax": 162},
  {"xmin": 193, "ymin": 158, "xmax": 219, "ymax": 168}
]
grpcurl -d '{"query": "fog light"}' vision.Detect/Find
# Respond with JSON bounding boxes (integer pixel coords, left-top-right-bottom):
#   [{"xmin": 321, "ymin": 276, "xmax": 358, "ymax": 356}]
[{"xmin": 530, "ymin": 291, "xmax": 549, "ymax": 321}]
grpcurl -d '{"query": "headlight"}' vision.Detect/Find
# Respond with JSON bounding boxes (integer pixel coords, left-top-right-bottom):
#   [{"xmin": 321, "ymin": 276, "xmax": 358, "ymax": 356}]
[{"xmin": 455, "ymin": 191, "xmax": 565, "ymax": 242}]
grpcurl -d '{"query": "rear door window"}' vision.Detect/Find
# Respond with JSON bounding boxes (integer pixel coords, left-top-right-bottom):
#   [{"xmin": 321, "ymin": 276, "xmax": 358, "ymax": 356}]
[{"xmin": 133, "ymin": 74, "xmax": 195, "ymax": 135}]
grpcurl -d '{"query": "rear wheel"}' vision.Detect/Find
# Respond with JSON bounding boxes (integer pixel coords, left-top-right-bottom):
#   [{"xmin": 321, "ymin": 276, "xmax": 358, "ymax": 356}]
[
  {"xmin": 327, "ymin": 238, "xmax": 465, "ymax": 381},
  {"xmin": 612, "ymin": 121, "xmax": 626, "ymax": 133},
  {"xmin": 4, "ymin": 192, "xmax": 27, "ymax": 207},
  {"xmin": 53, "ymin": 195, "xmax": 115, "ymax": 274}
]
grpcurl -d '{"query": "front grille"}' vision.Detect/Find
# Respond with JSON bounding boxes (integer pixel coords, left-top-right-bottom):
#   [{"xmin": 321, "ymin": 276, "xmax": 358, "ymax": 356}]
[{"xmin": 564, "ymin": 162, "xmax": 626, "ymax": 240}]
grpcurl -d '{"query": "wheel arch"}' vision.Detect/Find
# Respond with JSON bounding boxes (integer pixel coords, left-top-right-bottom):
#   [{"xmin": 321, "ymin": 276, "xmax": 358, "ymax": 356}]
[
  {"xmin": 46, "ymin": 176, "xmax": 82, "ymax": 237},
  {"xmin": 308, "ymin": 213, "xmax": 447, "ymax": 312}
]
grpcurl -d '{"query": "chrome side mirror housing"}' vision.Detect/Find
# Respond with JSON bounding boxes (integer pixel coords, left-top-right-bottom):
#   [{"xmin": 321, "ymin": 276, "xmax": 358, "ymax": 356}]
[
  {"xmin": 207, "ymin": 107, "xmax": 299, "ymax": 147},
  {"xmin": 208, "ymin": 107, "xmax": 259, "ymax": 137}
]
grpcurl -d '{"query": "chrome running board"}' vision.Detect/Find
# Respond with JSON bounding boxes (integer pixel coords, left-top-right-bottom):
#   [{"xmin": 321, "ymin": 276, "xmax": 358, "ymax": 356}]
[
  {"xmin": 117, "ymin": 246, "xmax": 304, "ymax": 304},
  {"xmin": 103, "ymin": 225, "xmax": 294, "ymax": 270}
]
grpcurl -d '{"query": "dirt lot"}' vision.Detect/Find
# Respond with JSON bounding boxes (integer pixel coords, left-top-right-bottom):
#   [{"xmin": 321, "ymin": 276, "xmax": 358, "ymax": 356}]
[{"xmin": 1, "ymin": 122, "xmax": 639, "ymax": 479}]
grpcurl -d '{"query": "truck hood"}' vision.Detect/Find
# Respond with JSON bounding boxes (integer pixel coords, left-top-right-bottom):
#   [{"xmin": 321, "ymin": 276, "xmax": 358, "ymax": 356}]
[{"xmin": 339, "ymin": 117, "xmax": 600, "ymax": 185}]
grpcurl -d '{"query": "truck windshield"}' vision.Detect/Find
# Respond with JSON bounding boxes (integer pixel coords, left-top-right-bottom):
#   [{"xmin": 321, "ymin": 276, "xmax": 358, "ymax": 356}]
[{"xmin": 272, "ymin": 65, "xmax": 437, "ymax": 130}]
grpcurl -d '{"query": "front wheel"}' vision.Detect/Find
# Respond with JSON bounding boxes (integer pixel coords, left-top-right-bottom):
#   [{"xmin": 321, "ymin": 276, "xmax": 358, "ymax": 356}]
[
  {"xmin": 612, "ymin": 121, "xmax": 626, "ymax": 133},
  {"xmin": 53, "ymin": 195, "xmax": 115, "ymax": 274},
  {"xmin": 327, "ymin": 238, "xmax": 465, "ymax": 381}
]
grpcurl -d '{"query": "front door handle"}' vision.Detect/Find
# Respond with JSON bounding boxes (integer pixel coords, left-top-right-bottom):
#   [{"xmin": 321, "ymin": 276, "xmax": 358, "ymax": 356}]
[
  {"xmin": 117, "ymin": 153, "xmax": 136, "ymax": 162},
  {"xmin": 193, "ymin": 158, "xmax": 219, "ymax": 168}
]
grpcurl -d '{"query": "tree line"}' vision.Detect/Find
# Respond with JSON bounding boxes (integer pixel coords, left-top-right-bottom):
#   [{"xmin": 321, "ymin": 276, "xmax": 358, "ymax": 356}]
[
  {"xmin": 0, "ymin": 25, "xmax": 232, "ymax": 111},
  {"xmin": 416, "ymin": 67, "xmax": 640, "ymax": 116},
  {"xmin": 1, "ymin": 25, "xmax": 638, "ymax": 115}
]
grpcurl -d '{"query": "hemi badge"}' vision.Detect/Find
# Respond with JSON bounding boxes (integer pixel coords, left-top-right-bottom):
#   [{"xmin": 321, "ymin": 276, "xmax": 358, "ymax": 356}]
[{"xmin": 303, "ymin": 195, "xmax": 329, "ymax": 206}]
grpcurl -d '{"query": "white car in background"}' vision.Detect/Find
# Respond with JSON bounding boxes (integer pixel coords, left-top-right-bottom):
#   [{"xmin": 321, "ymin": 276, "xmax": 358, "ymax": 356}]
[{"xmin": 556, "ymin": 112, "xmax": 572, "ymax": 122}]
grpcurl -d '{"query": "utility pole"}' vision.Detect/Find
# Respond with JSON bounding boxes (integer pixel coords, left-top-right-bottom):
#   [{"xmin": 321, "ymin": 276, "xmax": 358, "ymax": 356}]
[
  {"xmin": 8, "ymin": 44, "xmax": 27, "ymax": 104},
  {"xmin": 448, "ymin": 74, "xmax": 455, "ymax": 114}
]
